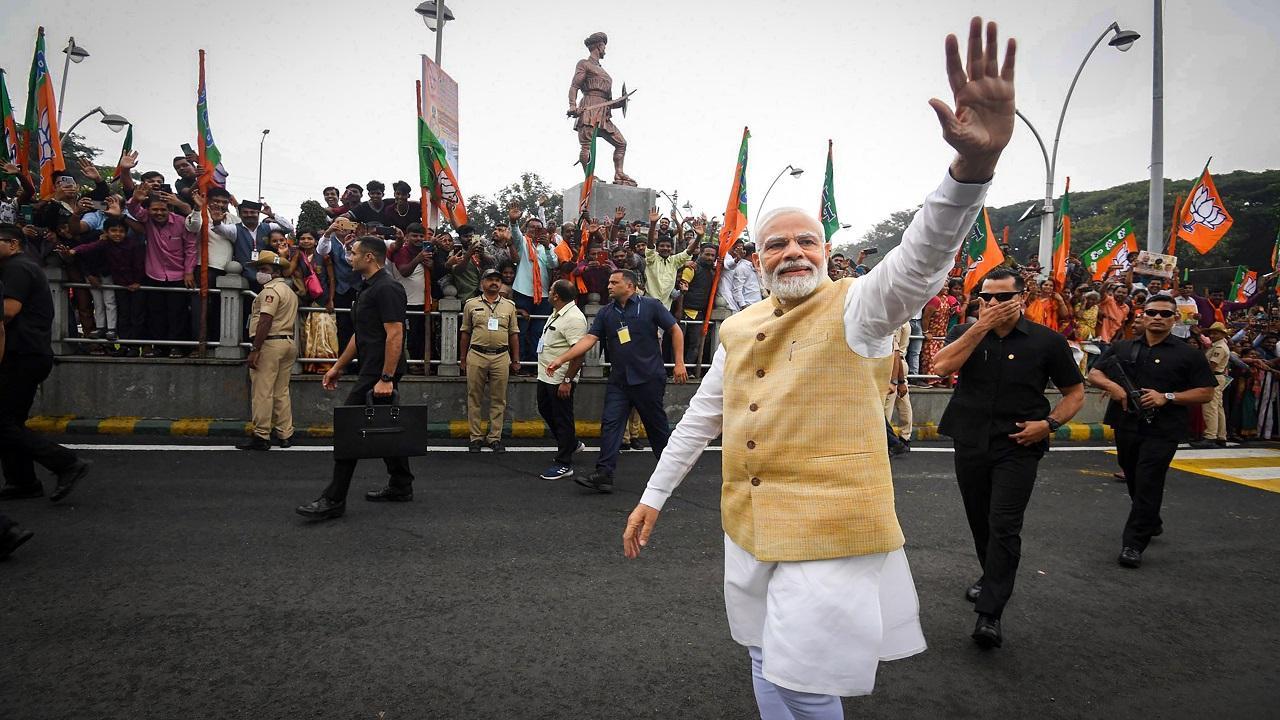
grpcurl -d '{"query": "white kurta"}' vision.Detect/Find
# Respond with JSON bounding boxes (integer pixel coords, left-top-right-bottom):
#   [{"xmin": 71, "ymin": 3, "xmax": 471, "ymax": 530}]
[{"xmin": 639, "ymin": 170, "xmax": 988, "ymax": 696}]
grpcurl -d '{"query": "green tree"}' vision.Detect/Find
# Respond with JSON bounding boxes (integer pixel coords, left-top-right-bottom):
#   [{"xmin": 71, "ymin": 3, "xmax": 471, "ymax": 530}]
[
  {"xmin": 833, "ymin": 206, "xmax": 918, "ymax": 262},
  {"xmin": 467, "ymin": 172, "xmax": 563, "ymax": 236},
  {"xmin": 296, "ymin": 200, "xmax": 329, "ymax": 236}
]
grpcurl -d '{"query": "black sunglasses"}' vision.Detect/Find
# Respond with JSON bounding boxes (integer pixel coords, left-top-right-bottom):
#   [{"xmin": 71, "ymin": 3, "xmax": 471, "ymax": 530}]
[
  {"xmin": 1143, "ymin": 309, "xmax": 1176, "ymax": 318},
  {"xmin": 977, "ymin": 291, "xmax": 1021, "ymax": 302}
]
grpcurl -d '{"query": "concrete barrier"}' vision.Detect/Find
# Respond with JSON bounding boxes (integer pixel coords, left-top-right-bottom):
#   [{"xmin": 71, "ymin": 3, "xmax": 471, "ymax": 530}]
[{"xmin": 31, "ymin": 358, "xmax": 1113, "ymax": 438}]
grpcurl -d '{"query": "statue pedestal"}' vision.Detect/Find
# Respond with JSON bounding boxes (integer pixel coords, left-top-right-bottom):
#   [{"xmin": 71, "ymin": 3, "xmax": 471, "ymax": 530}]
[{"xmin": 561, "ymin": 182, "xmax": 658, "ymax": 225}]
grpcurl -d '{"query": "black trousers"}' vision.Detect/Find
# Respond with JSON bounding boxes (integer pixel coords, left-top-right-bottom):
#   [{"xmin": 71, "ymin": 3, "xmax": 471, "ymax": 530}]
[
  {"xmin": 114, "ymin": 287, "xmax": 147, "ymax": 340},
  {"xmin": 322, "ymin": 375, "xmax": 414, "ymax": 502},
  {"xmin": 1114, "ymin": 428, "xmax": 1179, "ymax": 552},
  {"xmin": 0, "ymin": 355, "xmax": 79, "ymax": 488},
  {"xmin": 537, "ymin": 380, "xmax": 577, "ymax": 465},
  {"xmin": 597, "ymin": 379, "xmax": 670, "ymax": 476},
  {"xmin": 954, "ymin": 435, "xmax": 1044, "ymax": 619},
  {"xmin": 406, "ymin": 304, "xmax": 426, "ymax": 364},
  {"xmin": 333, "ymin": 289, "xmax": 357, "ymax": 368},
  {"xmin": 145, "ymin": 278, "xmax": 190, "ymax": 343}
]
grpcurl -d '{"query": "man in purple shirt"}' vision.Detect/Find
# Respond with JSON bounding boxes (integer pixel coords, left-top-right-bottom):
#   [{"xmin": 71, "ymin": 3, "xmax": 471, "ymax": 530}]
[
  {"xmin": 126, "ymin": 190, "xmax": 196, "ymax": 358},
  {"xmin": 1183, "ymin": 273, "xmax": 1277, "ymax": 329}
]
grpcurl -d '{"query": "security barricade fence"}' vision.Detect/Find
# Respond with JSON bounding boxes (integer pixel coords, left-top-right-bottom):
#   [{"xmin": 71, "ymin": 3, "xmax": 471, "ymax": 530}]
[{"xmin": 45, "ymin": 266, "xmax": 957, "ymax": 381}]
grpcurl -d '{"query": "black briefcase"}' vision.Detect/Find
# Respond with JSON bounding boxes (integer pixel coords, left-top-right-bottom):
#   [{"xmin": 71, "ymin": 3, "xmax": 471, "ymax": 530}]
[{"xmin": 333, "ymin": 391, "xmax": 429, "ymax": 460}]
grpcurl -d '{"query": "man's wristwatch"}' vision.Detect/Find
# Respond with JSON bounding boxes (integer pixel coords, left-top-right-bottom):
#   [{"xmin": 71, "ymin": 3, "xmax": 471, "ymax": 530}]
[
  {"xmin": 1164, "ymin": 392, "xmax": 1176, "ymax": 403},
  {"xmin": 380, "ymin": 373, "xmax": 394, "ymax": 382},
  {"xmin": 1045, "ymin": 418, "xmax": 1062, "ymax": 432}
]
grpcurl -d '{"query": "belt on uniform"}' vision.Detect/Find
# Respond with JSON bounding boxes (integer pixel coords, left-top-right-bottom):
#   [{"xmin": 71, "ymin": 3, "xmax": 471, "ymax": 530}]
[
  {"xmin": 470, "ymin": 346, "xmax": 509, "ymax": 354},
  {"xmin": 266, "ymin": 335, "xmax": 294, "ymax": 340}
]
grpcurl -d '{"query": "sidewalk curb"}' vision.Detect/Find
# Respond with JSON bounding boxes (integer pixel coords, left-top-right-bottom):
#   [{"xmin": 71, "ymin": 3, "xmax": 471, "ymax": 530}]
[{"xmin": 27, "ymin": 416, "xmax": 1115, "ymax": 442}]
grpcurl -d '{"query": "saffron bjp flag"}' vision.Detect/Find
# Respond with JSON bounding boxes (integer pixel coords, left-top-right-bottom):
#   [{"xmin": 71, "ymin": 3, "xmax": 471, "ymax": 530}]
[
  {"xmin": 1229, "ymin": 265, "xmax": 1256, "ymax": 303},
  {"xmin": 1083, "ymin": 219, "xmax": 1138, "ymax": 280},
  {"xmin": 1270, "ymin": 225, "xmax": 1280, "ymax": 271},
  {"xmin": 1177, "ymin": 164, "xmax": 1233, "ymax": 254},
  {"xmin": 1051, "ymin": 178, "xmax": 1071, "ymax": 292},
  {"xmin": 113, "ymin": 123, "xmax": 133, "ymax": 183},
  {"xmin": 579, "ymin": 126, "xmax": 598, "ymax": 217},
  {"xmin": 24, "ymin": 27, "xmax": 65, "ymax": 198},
  {"xmin": 418, "ymin": 79, "xmax": 466, "ymax": 227},
  {"xmin": 1166, "ymin": 193, "xmax": 1181, "ymax": 256},
  {"xmin": 820, "ymin": 139, "xmax": 840, "ymax": 246},
  {"xmin": 962, "ymin": 207, "xmax": 1004, "ymax": 294},
  {"xmin": 703, "ymin": 126, "xmax": 750, "ymax": 335},
  {"xmin": 196, "ymin": 50, "xmax": 228, "ymax": 191},
  {"xmin": 0, "ymin": 69, "xmax": 19, "ymax": 172}
]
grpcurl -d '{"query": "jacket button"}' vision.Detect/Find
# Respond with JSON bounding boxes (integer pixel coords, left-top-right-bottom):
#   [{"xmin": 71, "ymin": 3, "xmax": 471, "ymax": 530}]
[
  {"xmin": 750, "ymin": 477, "xmax": 761, "ymax": 486},
  {"xmin": 749, "ymin": 403, "xmax": 759, "ymax": 412},
  {"xmin": 756, "ymin": 369, "xmax": 766, "ymax": 378},
  {"xmin": 756, "ymin": 332, "xmax": 766, "ymax": 341},
  {"xmin": 747, "ymin": 440, "xmax": 756, "ymax": 449},
  {"xmin": 773, "ymin": 309, "xmax": 783, "ymax": 317}
]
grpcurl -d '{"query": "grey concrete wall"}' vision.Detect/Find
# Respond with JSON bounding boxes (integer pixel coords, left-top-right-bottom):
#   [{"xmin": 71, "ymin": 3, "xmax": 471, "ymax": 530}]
[{"xmin": 33, "ymin": 359, "xmax": 1109, "ymax": 428}]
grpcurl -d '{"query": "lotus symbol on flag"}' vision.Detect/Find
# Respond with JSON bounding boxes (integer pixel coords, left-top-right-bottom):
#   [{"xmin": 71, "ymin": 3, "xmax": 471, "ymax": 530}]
[
  {"xmin": 1183, "ymin": 184, "xmax": 1228, "ymax": 232},
  {"xmin": 37, "ymin": 107, "xmax": 53, "ymax": 164}
]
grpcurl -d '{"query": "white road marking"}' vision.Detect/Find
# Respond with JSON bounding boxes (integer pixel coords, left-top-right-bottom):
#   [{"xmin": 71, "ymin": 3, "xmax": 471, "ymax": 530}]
[
  {"xmin": 63, "ymin": 444, "xmax": 1122, "ymax": 453},
  {"xmin": 1203, "ymin": 466, "xmax": 1280, "ymax": 481}
]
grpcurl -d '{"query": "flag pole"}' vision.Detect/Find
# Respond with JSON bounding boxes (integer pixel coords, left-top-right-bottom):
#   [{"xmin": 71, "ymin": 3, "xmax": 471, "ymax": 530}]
[{"xmin": 196, "ymin": 50, "xmax": 210, "ymax": 356}]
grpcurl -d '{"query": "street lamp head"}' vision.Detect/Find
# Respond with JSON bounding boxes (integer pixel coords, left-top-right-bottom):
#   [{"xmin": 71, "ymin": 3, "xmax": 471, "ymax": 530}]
[
  {"xmin": 262, "ymin": 129, "xmax": 271, "ymax": 136},
  {"xmin": 415, "ymin": 1, "xmax": 455, "ymax": 31},
  {"xmin": 1109, "ymin": 28, "xmax": 1141, "ymax": 52},
  {"xmin": 682, "ymin": 202, "xmax": 693, "ymax": 210},
  {"xmin": 788, "ymin": 166, "xmax": 805, "ymax": 177},
  {"xmin": 100, "ymin": 113, "xmax": 129, "ymax": 132},
  {"xmin": 63, "ymin": 37, "xmax": 89, "ymax": 63}
]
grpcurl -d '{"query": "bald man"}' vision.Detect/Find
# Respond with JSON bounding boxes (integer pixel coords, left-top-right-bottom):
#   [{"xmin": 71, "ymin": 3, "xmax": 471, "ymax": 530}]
[{"xmin": 618, "ymin": 17, "xmax": 1017, "ymax": 718}]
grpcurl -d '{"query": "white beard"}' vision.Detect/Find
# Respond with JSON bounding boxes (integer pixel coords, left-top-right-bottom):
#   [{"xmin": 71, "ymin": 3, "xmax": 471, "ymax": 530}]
[{"xmin": 765, "ymin": 258, "xmax": 826, "ymax": 301}]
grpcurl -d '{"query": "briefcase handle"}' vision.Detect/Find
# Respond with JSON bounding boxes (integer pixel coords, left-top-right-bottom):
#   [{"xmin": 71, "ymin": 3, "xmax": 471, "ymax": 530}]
[{"xmin": 364, "ymin": 389, "xmax": 401, "ymax": 406}]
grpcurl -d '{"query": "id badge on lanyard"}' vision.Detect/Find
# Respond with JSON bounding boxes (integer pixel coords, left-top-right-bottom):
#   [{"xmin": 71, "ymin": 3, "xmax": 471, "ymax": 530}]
[
  {"xmin": 617, "ymin": 323, "xmax": 631, "ymax": 344},
  {"xmin": 487, "ymin": 316, "xmax": 500, "ymax": 332}
]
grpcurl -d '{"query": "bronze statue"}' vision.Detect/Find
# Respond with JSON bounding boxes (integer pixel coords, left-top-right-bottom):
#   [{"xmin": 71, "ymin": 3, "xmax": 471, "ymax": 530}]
[{"xmin": 568, "ymin": 32, "xmax": 637, "ymax": 187}]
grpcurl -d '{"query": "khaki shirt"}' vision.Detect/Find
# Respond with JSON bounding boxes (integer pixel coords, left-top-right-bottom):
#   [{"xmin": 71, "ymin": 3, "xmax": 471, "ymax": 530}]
[
  {"xmin": 462, "ymin": 295, "xmax": 519, "ymax": 348},
  {"xmin": 250, "ymin": 277, "xmax": 299, "ymax": 337},
  {"xmin": 1205, "ymin": 338, "xmax": 1230, "ymax": 374},
  {"xmin": 537, "ymin": 303, "xmax": 588, "ymax": 384}
]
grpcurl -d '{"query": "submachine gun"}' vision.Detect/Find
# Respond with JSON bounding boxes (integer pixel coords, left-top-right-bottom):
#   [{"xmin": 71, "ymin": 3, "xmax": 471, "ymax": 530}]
[{"xmin": 1094, "ymin": 354, "xmax": 1156, "ymax": 425}]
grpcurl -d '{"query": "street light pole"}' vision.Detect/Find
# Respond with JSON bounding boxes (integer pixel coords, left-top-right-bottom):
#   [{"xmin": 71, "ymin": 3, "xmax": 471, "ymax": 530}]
[
  {"xmin": 60, "ymin": 107, "xmax": 129, "ymax": 142},
  {"xmin": 57, "ymin": 37, "xmax": 90, "ymax": 128},
  {"xmin": 1027, "ymin": 22, "xmax": 1140, "ymax": 272},
  {"xmin": 258, "ymin": 129, "xmax": 270, "ymax": 202},
  {"xmin": 757, "ymin": 165, "xmax": 804, "ymax": 219},
  {"xmin": 1147, "ymin": 0, "xmax": 1164, "ymax": 253}
]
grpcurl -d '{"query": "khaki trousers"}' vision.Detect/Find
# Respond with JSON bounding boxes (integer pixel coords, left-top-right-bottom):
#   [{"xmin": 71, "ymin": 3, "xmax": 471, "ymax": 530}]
[
  {"xmin": 1202, "ymin": 375, "xmax": 1228, "ymax": 441},
  {"xmin": 250, "ymin": 339, "xmax": 297, "ymax": 440},
  {"xmin": 467, "ymin": 350, "xmax": 510, "ymax": 442},
  {"xmin": 622, "ymin": 409, "xmax": 644, "ymax": 442}
]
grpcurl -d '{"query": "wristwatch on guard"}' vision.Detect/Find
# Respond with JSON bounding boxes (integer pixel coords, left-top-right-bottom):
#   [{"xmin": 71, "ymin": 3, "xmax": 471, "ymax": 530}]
[
  {"xmin": 1163, "ymin": 392, "xmax": 1176, "ymax": 403},
  {"xmin": 380, "ymin": 373, "xmax": 394, "ymax": 382},
  {"xmin": 1045, "ymin": 417, "xmax": 1061, "ymax": 432}
]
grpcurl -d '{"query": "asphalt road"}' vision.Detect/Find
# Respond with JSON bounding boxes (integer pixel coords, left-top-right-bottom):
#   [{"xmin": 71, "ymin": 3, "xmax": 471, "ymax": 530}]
[{"xmin": 1, "ymin": 439, "xmax": 1276, "ymax": 720}]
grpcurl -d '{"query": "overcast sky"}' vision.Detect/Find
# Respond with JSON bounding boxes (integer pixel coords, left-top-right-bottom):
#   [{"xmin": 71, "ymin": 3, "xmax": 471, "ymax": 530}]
[{"xmin": 3, "ymin": 0, "xmax": 1277, "ymax": 243}]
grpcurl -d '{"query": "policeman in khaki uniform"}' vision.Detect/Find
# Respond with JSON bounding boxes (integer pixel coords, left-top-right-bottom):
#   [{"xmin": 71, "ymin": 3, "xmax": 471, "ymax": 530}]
[
  {"xmin": 1195, "ymin": 322, "xmax": 1232, "ymax": 448},
  {"xmin": 238, "ymin": 250, "xmax": 299, "ymax": 451},
  {"xmin": 461, "ymin": 268, "xmax": 520, "ymax": 452}
]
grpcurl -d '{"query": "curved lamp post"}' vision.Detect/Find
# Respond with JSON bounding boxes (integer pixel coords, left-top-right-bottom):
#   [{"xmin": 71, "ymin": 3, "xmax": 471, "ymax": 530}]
[
  {"xmin": 60, "ymin": 106, "xmax": 129, "ymax": 141},
  {"xmin": 757, "ymin": 165, "xmax": 804, "ymax": 219},
  {"xmin": 1018, "ymin": 22, "xmax": 1140, "ymax": 271},
  {"xmin": 58, "ymin": 37, "xmax": 89, "ymax": 127}
]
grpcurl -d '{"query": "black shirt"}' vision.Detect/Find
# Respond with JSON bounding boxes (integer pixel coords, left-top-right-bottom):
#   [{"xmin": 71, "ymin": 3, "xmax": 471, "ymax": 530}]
[
  {"xmin": 588, "ymin": 294, "xmax": 678, "ymax": 386},
  {"xmin": 350, "ymin": 201, "xmax": 387, "ymax": 224},
  {"xmin": 1096, "ymin": 335, "xmax": 1216, "ymax": 437},
  {"xmin": 1, "ymin": 251, "xmax": 55, "ymax": 358},
  {"xmin": 352, "ymin": 267, "xmax": 408, "ymax": 377},
  {"xmin": 938, "ymin": 317, "xmax": 1084, "ymax": 448}
]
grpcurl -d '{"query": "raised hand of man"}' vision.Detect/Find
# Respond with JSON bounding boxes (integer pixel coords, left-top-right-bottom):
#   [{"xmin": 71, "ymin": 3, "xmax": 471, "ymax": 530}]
[{"xmin": 929, "ymin": 17, "xmax": 1016, "ymax": 183}]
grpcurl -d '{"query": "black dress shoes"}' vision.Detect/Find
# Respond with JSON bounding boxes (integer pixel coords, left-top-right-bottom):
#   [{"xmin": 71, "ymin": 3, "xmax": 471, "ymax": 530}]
[
  {"xmin": 51, "ymin": 461, "xmax": 90, "ymax": 502},
  {"xmin": 575, "ymin": 471, "xmax": 614, "ymax": 494},
  {"xmin": 365, "ymin": 487, "xmax": 413, "ymax": 502},
  {"xmin": 275, "ymin": 435, "xmax": 293, "ymax": 449},
  {"xmin": 1117, "ymin": 547, "xmax": 1142, "ymax": 568},
  {"xmin": 0, "ymin": 525, "xmax": 35, "ymax": 560},
  {"xmin": 295, "ymin": 497, "xmax": 346, "ymax": 520},
  {"xmin": 0, "ymin": 484, "xmax": 43, "ymax": 500},
  {"xmin": 237, "ymin": 437, "xmax": 272, "ymax": 451},
  {"xmin": 972, "ymin": 614, "xmax": 1002, "ymax": 648},
  {"xmin": 965, "ymin": 578, "xmax": 983, "ymax": 603},
  {"xmin": 468, "ymin": 440, "xmax": 483, "ymax": 453}
]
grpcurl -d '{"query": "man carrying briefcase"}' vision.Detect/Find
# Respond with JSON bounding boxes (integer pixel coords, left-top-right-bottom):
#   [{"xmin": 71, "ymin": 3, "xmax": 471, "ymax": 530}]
[{"xmin": 297, "ymin": 235, "xmax": 414, "ymax": 520}]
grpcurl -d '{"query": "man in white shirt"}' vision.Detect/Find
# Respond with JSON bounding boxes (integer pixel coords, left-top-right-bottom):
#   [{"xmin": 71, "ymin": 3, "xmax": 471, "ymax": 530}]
[
  {"xmin": 618, "ymin": 18, "xmax": 1015, "ymax": 718},
  {"xmin": 536, "ymin": 280, "xmax": 589, "ymax": 480}
]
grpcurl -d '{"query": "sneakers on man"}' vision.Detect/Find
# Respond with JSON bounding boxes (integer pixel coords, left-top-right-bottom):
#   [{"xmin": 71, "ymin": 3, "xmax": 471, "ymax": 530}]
[
  {"xmin": 628, "ymin": 439, "xmax": 646, "ymax": 452},
  {"xmin": 488, "ymin": 440, "xmax": 506, "ymax": 453},
  {"xmin": 237, "ymin": 437, "xmax": 272, "ymax": 451},
  {"xmin": 51, "ymin": 461, "xmax": 91, "ymax": 502},
  {"xmin": 540, "ymin": 464, "xmax": 574, "ymax": 481},
  {"xmin": 468, "ymin": 440, "xmax": 483, "ymax": 453},
  {"xmin": 575, "ymin": 441, "xmax": 587, "ymax": 454},
  {"xmin": 1117, "ymin": 547, "xmax": 1142, "ymax": 568},
  {"xmin": 575, "ymin": 471, "xmax": 614, "ymax": 494}
]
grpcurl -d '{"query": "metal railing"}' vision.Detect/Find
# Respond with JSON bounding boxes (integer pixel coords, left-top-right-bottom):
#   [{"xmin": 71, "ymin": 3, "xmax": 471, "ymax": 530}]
[{"xmin": 44, "ymin": 265, "xmax": 973, "ymax": 383}]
